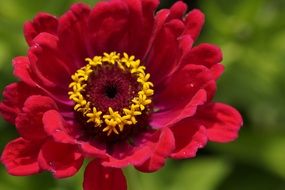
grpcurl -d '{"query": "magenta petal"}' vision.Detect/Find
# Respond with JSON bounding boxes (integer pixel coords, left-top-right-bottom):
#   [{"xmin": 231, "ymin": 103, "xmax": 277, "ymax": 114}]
[
  {"xmin": 170, "ymin": 119, "xmax": 207, "ymax": 159},
  {"xmin": 1, "ymin": 138, "xmax": 42, "ymax": 176},
  {"xmin": 197, "ymin": 103, "xmax": 243, "ymax": 143},
  {"xmin": 135, "ymin": 128, "xmax": 175, "ymax": 173},
  {"xmin": 38, "ymin": 140, "xmax": 84, "ymax": 178},
  {"xmin": 83, "ymin": 160, "xmax": 127, "ymax": 190}
]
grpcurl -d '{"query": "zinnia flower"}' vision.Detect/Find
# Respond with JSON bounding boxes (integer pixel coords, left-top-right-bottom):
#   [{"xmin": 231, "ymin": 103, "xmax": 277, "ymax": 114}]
[{"xmin": 0, "ymin": 0, "xmax": 242, "ymax": 189}]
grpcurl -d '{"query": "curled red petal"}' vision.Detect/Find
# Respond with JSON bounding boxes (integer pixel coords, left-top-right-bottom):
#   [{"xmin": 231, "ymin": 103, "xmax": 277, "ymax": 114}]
[
  {"xmin": 210, "ymin": 63, "xmax": 225, "ymax": 80},
  {"xmin": 170, "ymin": 119, "xmax": 207, "ymax": 159},
  {"xmin": 102, "ymin": 135, "xmax": 153, "ymax": 168},
  {"xmin": 83, "ymin": 160, "xmax": 127, "ymax": 190},
  {"xmin": 38, "ymin": 140, "xmax": 84, "ymax": 179},
  {"xmin": 12, "ymin": 56, "xmax": 35, "ymax": 86},
  {"xmin": 0, "ymin": 82, "xmax": 40, "ymax": 123},
  {"xmin": 79, "ymin": 141, "xmax": 108, "ymax": 159},
  {"xmin": 181, "ymin": 43, "xmax": 223, "ymax": 69},
  {"xmin": 197, "ymin": 103, "xmax": 243, "ymax": 143},
  {"xmin": 24, "ymin": 13, "xmax": 58, "ymax": 46},
  {"xmin": 183, "ymin": 9, "xmax": 205, "ymax": 41},
  {"xmin": 154, "ymin": 64, "xmax": 213, "ymax": 109},
  {"xmin": 29, "ymin": 32, "xmax": 73, "ymax": 88},
  {"xmin": 135, "ymin": 128, "xmax": 175, "ymax": 173},
  {"xmin": 0, "ymin": 83, "xmax": 21, "ymax": 123},
  {"xmin": 16, "ymin": 95, "xmax": 58, "ymax": 141},
  {"xmin": 42, "ymin": 110, "xmax": 108, "ymax": 158},
  {"xmin": 42, "ymin": 110, "xmax": 77, "ymax": 144},
  {"xmin": 168, "ymin": 1, "xmax": 187, "ymax": 20},
  {"xmin": 151, "ymin": 89, "xmax": 207, "ymax": 129},
  {"xmin": 1, "ymin": 138, "xmax": 42, "ymax": 176}
]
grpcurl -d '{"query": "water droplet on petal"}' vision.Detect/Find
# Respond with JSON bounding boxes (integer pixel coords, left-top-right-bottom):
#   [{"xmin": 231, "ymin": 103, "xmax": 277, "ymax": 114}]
[
  {"xmin": 55, "ymin": 129, "xmax": 61, "ymax": 132},
  {"xmin": 49, "ymin": 161, "xmax": 56, "ymax": 168},
  {"xmin": 104, "ymin": 173, "xmax": 110, "ymax": 179},
  {"xmin": 32, "ymin": 43, "xmax": 39, "ymax": 49}
]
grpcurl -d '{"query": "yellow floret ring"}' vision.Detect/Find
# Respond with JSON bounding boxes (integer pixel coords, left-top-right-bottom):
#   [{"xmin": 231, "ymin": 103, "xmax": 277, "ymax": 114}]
[{"xmin": 68, "ymin": 52, "xmax": 154, "ymax": 136}]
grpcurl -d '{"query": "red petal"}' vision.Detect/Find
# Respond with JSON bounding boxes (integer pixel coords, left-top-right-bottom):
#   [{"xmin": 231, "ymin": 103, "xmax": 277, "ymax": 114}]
[
  {"xmin": 89, "ymin": 0, "xmax": 158, "ymax": 58},
  {"xmin": 42, "ymin": 110, "xmax": 76, "ymax": 144},
  {"xmin": 170, "ymin": 119, "xmax": 207, "ymax": 159},
  {"xmin": 197, "ymin": 103, "xmax": 243, "ymax": 142},
  {"xmin": 27, "ymin": 32, "xmax": 75, "ymax": 112},
  {"xmin": 0, "ymin": 82, "xmax": 40, "ymax": 123},
  {"xmin": 154, "ymin": 64, "xmax": 213, "ymax": 109},
  {"xmin": 168, "ymin": 1, "xmax": 187, "ymax": 20},
  {"xmin": 79, "ymin": 141, "xmax": 108, "ymax": 159},
  {"xmin": 24, "ymin": 13, "xmax": 58, "ymax": 46},
  {"xmin": 144, "ymin": 9, "xmax": 169, "ymax": 58},
  {"xmin": 13, "ymin": 56, "xmax": 35, "ymax": 86},
  {"xmin": 151, "ymin": 89, "xmax": 207, "ymax": 129},
  {"xmin": 83, "ymin": 160, "xmax": 127, "ymax": 190},
  {"xmin": 38, "ymin": 140, "xmax": 84, "ymax": 178},
  {"xmin": 42, "ymin": 110, "xmax": 108, "ymax": 159},
  {"xmin": 28, "ymin": 32, "xmax": 73, "ymax": 88},
  {"xmin": 135, "ymin": 128, "xmax": 175, "ymax": 172},
  {"xmin": 16, "ymin": 95, "xmax": 58, "ymax": 141},
  {"xmin": 0, "ymin": 83, "xmax": 21, "ymax": 123},
  {"xmin": 183, "ymin": 9, "xmax": 205, "ymax": 41},
  {"xmin": 181, "ymin": 43, "xmax": 223, "ymax": 69},
  {"xmin": 210, "ymin": 63, "xmax": 224, "ymax": 80},
  {"xmin": 1, "ymin": 138, "xmax": 42, "ymax": 176},
  {"xmin": 145, "ymin": 14, "xmax": 184, "ymax": 86},
  {"xmin": 88, "ymin": 0, "xmax": 130, "ymax": 54},
  {"xmin": 102, "ymin": 136, "xmax": 153, "ymax": 168},
  {"xmin": 12, "ymin": 55, "xmax": 72, "ymax": 113},
  {"xmin": 58, "ymin": 3, "xmax": 91, "ymax": 69}
]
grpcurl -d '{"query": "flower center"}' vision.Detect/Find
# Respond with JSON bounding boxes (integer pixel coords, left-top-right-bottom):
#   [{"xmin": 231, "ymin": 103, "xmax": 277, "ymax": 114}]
[
  {"xmin": 68, "ymin": 52, "xmax": 154, "ymax": 138},
  {"xmin": 105, "ymin": 85, "xmax": 117, "ymax": 99}
]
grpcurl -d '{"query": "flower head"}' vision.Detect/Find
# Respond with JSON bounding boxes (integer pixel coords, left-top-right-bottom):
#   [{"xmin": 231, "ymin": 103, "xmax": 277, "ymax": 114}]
[{"xmin": 0, "ymin": 1, "xmax": 242, "ymax": 189}]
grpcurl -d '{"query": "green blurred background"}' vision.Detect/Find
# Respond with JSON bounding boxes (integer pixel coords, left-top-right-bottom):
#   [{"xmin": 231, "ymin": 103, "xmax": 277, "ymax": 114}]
[{"xmin": 1, "ymin": 0, "xmax": 285, "ymax": 189}]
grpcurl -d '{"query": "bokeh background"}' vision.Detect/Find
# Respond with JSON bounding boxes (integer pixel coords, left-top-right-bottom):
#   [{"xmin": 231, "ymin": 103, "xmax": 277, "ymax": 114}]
[{"xmin": 1, "ymin": 0, "xmax": 285, "ymax": 189}]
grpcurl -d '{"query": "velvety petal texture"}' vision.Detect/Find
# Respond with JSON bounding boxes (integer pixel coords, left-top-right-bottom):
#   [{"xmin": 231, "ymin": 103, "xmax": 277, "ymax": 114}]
[
  {"xmin": 1, "ymin": 138, "xmax": 42, "ymax": 176},
  {"xmin": 195, "ymin": 103, "xmax": 243, "ymax": 143},
  {"xmin": 38, "ymin": 140, "xmax": 84, "ymax": 178},
  {"xmin": 16, "ymin": 95, "xmax": 58, "ymax": 141},
  {"xmin": 0, "ymin": 1, "xmax": 242, "ymax": 190},
  {"xmin": 84, "ymin": 160, "xmax": 127, "ymax": 190}
]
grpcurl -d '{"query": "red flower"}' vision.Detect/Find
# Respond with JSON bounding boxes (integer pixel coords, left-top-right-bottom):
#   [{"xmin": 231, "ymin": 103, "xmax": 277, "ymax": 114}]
[{"xmin": 0, "ymin": 1, "xmax": 242, "ymax": 189}]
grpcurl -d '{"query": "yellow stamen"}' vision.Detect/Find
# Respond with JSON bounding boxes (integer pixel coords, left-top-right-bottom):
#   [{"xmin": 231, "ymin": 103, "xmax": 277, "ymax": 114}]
[{"xmin": 68, "ymin": 52, "xmax": 154, "ymax": 136}]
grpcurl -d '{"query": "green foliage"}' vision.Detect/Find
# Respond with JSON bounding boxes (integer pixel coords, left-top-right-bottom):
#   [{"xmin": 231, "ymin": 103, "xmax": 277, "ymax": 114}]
[{"xmin": 1, "ymin": 0, "xmax": 285, "ymax": 189}]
